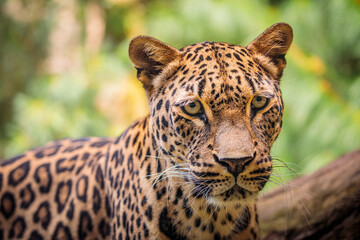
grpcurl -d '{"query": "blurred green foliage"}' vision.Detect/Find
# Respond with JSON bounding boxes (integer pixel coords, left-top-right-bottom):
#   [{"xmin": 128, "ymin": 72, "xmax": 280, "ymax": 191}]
[{"xmin": 1, "ymin": 0, "xmax": 359, "ymax": 184}]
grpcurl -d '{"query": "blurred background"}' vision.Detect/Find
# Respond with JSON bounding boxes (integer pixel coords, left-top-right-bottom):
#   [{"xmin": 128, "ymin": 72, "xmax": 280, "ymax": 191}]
[{"xmin": 0, "ymin": 0, "xmax": 359, "ymax": 185}]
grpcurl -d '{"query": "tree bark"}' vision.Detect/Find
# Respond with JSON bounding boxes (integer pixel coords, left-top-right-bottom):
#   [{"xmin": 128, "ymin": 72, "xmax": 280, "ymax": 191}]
[{"xmin": 258, "ymin": 149, "xmax": 360, "ymax": 240}]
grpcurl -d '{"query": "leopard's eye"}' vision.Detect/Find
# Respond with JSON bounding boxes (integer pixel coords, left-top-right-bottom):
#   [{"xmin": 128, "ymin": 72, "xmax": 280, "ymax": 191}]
[
  {"xmin": 182, "ymin": 101, "xmax": 202, "ymax": 116},
  {"xmin": 251, "ymin": 96, "xmax": 268, "ymax": 109}
]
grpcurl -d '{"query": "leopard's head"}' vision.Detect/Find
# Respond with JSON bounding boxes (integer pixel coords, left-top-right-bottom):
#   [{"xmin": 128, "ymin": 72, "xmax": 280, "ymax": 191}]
[{"xmin": 129, "ymin": 23, "xmax": 293, "ymax": 205}]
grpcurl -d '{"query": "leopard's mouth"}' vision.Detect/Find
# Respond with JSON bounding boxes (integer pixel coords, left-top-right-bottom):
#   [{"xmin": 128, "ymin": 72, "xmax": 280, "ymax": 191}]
[
  {"xmin": 203, "ymin": 184, "xmax": 254, "ymax": 205},
  {"xmin": 190, "ymin": 174, "xmax": 262, "ymax": 202},
  {"xmin": 218, "ymin": 185, "xmax": 249, "ymax": 198}
]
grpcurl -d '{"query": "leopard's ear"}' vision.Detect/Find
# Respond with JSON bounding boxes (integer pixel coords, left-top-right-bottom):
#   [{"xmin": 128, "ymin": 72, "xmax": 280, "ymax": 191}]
[
  {"xmin": 129, "ymin": 36, "xmax": 181, "ymax": 91},
  {"xmin": 247, "ymin": 23, "xmax": 293, "ymax": 79}
]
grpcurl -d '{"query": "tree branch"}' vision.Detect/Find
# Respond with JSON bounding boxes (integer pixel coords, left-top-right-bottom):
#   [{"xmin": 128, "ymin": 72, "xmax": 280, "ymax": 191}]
[{"xmin": 258, "ymin": 150, "xmax": 360, "ymax": 240}]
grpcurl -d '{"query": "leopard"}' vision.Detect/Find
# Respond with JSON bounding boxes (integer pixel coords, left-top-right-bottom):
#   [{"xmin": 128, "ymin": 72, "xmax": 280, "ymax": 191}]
[{"xmin": 0, "ymin": 22, "xmax": 293, "ymax": 240}]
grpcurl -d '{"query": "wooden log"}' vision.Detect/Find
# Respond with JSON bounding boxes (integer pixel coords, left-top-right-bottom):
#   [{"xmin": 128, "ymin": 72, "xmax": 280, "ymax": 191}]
[{"xmin": 258, "ymin": 150, "xmax": 360, "ymax": 240}]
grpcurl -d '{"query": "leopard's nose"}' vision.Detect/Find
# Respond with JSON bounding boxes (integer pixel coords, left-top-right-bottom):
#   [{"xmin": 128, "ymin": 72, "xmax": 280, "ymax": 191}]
[{"xmin": 214, "ymin": 155, "xmax": 254, "ymax": 177}]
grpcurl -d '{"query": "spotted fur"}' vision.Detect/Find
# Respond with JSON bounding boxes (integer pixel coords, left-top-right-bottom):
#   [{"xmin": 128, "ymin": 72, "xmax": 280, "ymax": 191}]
[{"xmin": 0, "ymin": 23, "xmax": 293, "ymax": 239}]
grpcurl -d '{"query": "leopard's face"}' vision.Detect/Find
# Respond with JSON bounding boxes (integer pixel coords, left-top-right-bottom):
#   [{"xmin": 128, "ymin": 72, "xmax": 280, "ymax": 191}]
[
  {"xmin": 130, "ymin": 23, "xmax": 292, "ymax": 205},
  {"xmin": 148, "ymin": 43, "xmax": 283, "ymax": 205}
]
